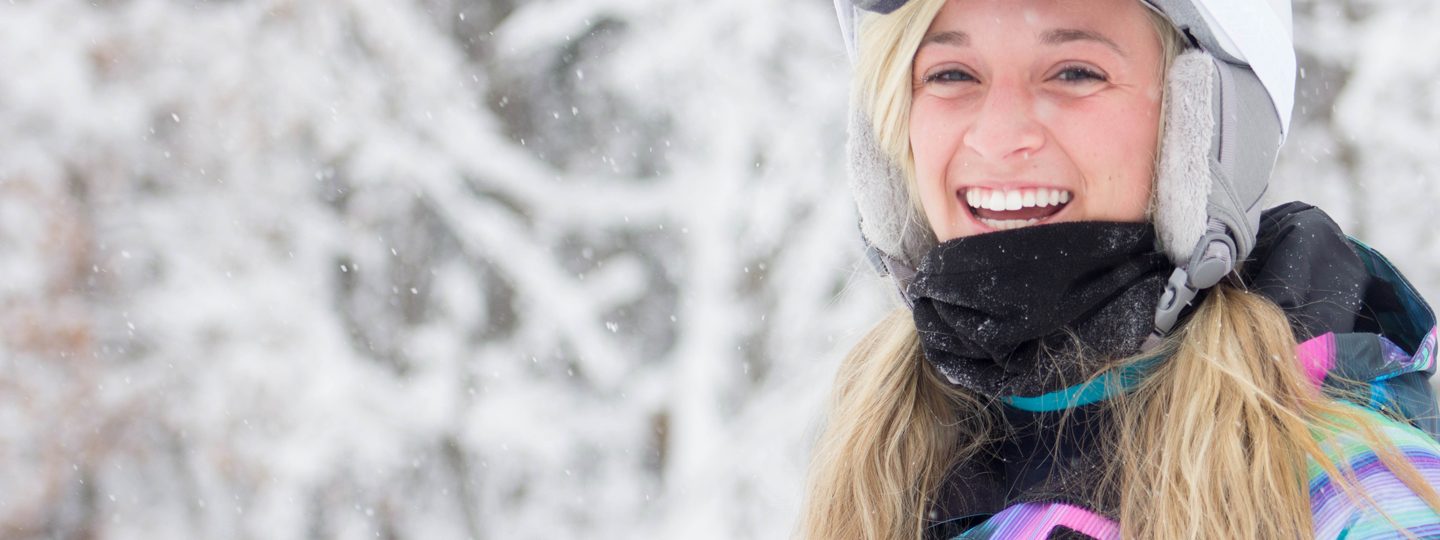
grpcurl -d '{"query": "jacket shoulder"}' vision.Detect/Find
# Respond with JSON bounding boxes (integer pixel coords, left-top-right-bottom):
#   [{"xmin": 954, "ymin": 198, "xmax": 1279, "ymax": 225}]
[
  {"xmin": 1306, "ymin": 326, "xmax": 1440, "ymax": 441},
  {"xmin": 1309, "ymin": 404, "xmax": 1440, "ymax": 539}
]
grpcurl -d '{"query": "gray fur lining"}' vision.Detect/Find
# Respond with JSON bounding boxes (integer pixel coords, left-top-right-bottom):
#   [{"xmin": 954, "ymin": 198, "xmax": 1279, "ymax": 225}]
[
  {"xmin": 847, "ymin": 107, "xmax": 936, "ymax": 273},
  {"xmin": 1154, "ymin": 51, "xmax": 1217, "ymax": 264}
]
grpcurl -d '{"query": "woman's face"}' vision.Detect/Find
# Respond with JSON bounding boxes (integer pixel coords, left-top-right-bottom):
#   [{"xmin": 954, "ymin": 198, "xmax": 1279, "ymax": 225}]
[{"xmin": 909, "ymin": 0, "xmax": 1165, "ymax": 241}]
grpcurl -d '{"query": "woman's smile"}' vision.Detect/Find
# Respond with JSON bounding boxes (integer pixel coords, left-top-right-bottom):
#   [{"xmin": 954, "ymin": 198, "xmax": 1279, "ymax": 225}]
[
  {"xmin": 908, "ymin": 0, "xmax": 1165, "ymax": 241},
  {"xmin": 958, "ymin": 185, "xmax": 1073, "ymax": 231}
]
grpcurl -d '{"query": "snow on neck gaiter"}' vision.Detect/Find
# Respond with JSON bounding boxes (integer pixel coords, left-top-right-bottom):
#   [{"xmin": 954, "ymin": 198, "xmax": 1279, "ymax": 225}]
[{"xmin": 907, "ymin": 222, "xmax": 1172, "ymax": 399}]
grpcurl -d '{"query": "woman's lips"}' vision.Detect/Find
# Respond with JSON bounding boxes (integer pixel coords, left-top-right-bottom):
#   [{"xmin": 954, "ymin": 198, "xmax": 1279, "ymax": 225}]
[{"xmin": 960, "ymin": 186, "xmax": 1072, "ymax": 231}]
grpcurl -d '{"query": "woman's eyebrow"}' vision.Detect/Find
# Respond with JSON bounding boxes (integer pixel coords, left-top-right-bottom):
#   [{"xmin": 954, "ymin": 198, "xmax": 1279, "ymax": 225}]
[
  {"xmin": 918, "ymin": 28, "xmax": 1124, "ymax": 57},
  {"xmin": 919, "ymin": 30, "xmax": 969, "ymax": 48},
  {"xmin": 1040, "ymin": 28, "xmax": 1126, "ymax": 57}
]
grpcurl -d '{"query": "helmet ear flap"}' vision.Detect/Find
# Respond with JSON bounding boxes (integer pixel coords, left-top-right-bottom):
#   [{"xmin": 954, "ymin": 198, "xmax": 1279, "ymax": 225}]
[
  {"xmin": 1147, "ymin": 49, "xmax": 1285, "ymax": 346},
  {"xmin": 1154, "ymin": 48, "xmax": 1282, "ymax": 269},
  {"xmin": 848, "ymin": 106, "xmax": 934, "ymax": 272}
]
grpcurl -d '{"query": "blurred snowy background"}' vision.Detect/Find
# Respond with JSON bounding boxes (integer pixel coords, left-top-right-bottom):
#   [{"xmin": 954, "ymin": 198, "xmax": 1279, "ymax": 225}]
[{"xmin": 0, "ymin": 0, "xmax": 1436, "ymax": 538}]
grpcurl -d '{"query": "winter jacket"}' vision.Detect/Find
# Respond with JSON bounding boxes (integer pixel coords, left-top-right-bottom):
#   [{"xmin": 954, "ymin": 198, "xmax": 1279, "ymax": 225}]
[{"xmin": 924, "ymin": 203, "xmax": 1440, "ymax": 539}]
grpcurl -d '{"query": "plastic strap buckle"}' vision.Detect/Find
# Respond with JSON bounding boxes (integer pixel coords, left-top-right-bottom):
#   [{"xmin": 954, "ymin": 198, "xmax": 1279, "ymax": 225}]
[{"xmin": 1143, "ymin": 219, "xmax": 1237, "ymax": 351}]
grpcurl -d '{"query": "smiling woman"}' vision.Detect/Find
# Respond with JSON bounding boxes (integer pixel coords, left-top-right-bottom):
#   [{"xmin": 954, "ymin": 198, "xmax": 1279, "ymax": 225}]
[{"xmin": 801, "ymin": 0, "xmax": 1440, "ymax": 538}]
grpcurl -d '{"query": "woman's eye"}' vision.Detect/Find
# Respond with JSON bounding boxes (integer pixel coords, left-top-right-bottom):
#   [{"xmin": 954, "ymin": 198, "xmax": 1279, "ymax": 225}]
[
  {"xmin": 1055, "ymin": 66, "xmax": 1106, "ymax": 83},
  {"xmin": 924, "ymin": 69, "xmax": 977, "ymax": 84}
]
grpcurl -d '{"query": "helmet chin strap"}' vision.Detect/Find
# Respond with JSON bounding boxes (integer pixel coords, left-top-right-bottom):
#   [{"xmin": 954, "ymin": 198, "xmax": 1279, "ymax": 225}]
[
  {"xmin": 1142, "ymin": 218, "xmax": 1236, "ymax": 350},
  {"xmin": 859, "ymin": 221, "xmax": 918, "ymax": 310}
]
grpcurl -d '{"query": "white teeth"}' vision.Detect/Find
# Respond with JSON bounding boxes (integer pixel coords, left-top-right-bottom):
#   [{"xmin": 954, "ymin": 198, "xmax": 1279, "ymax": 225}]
[
  {"xmin": 1005, "ymin": 191, "xmax": 1023, "ymax": 211},
  {"xmin": 986, "ymin": 190, "xmax": 1006, "ymax": 211},
  {"xmin": 964, "ymin": 187, "xmax": 1073, "ymax": 210},
  {"xmin": 978, "ymin": 217, "xmax": 1042, "ymax": 230}
]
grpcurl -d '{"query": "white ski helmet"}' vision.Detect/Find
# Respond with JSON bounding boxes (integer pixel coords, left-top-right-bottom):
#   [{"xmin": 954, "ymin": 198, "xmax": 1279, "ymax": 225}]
[{"xmin": 835, "ymin": 0, "xmax": 1297, "ymax": 342}]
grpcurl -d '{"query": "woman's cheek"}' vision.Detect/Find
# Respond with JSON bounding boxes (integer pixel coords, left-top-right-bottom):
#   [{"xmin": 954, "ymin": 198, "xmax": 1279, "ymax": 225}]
[
  {"xmin": 909, "ymin": 109, "xmax": 959, "ymax": 236},
  {"xmin": 910, "ymin": 110, "xmax": 947, "ymax": 192}
]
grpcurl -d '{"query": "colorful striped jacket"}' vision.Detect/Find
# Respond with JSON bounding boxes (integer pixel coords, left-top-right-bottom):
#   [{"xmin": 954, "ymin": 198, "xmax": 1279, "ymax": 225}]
[
  {"xmin": 947, "ymin": 331, "xmax": 1440, "ymax": 539},
  {"xmin": 925, "ymin": 204, "xmax": 1440, "ymax": 539}
]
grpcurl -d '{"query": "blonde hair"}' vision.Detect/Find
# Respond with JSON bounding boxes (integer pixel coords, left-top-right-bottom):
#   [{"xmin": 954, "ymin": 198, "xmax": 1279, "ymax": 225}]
[
  {"xmin": 801, "ymin": 309, "xmax": 992, "ymax": 538},
  {"xmin": 801, "ymin": 1, "xmax": 1440, "ymax": 538}
]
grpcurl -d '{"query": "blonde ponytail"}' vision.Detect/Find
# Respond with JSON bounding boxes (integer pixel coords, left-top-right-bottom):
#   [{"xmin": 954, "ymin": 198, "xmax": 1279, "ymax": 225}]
[{"xmin": 1109, "ymin": 282, "xmax": 1440, "ymax": 539}]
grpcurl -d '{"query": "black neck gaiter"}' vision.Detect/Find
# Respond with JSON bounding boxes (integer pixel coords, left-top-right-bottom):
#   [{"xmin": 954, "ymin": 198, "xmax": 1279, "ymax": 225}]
[{"xmin": 907, "ymin": 222, "xmax": 1172, "ymax": 399}]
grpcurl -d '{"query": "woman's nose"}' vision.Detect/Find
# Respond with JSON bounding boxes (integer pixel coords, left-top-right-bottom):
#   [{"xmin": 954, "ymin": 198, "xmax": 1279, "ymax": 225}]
[{"xmin": 961, "ymin": 85, "xmax": 1045, "ymax": 162}]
